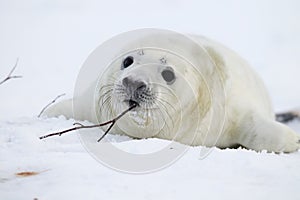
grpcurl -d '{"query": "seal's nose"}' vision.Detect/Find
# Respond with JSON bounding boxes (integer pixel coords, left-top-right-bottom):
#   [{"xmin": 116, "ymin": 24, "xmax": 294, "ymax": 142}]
[
  {"xmin": 122, "ymin": 76, "xmax": 146, "ymax": 91},
  {"xmin": 121, "ymin": 76, "xmax": 150, "ymax": 107}
]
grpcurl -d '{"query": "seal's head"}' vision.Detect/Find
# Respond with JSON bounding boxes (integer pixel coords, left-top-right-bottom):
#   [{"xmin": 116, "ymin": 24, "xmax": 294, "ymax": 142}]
[{"xmin": 96, "ymin": 48, "xmax": 204, "ymax": 139}]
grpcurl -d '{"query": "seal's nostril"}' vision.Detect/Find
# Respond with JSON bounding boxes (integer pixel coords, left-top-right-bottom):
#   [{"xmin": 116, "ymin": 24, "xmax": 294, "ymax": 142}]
[
  {"xmin": 122, "ymin": 77, "xmax": 129, "ymax": 87},
  {"xmin": 136, "ymin": 81, "xmax": 146, "ymax": 90}
]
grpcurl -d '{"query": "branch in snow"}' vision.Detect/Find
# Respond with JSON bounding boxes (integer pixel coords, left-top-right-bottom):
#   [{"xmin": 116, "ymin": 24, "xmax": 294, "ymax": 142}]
[
  {"xmin": 0, "ymin": 58, "xmax": 22, "ymax": 85},
  {"xmin": 38, "ymin": 93, "xmax": 66, "ymax": 117},
  {"xmin": 39, "ymin": 103, "xmax": 137, "ymax": 142}
]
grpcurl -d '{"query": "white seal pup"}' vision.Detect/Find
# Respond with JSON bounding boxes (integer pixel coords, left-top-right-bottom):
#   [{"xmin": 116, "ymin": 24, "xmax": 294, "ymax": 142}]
[{"xmin": 44, "ymin": 29, "xmax": 300, "ymax": 153}]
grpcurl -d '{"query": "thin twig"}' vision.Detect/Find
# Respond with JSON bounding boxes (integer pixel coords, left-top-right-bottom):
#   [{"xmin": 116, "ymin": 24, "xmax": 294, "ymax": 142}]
[
  {"xmin": 0, "ymin": 58, "xmax": 22, "ymax": 85},
  {"xmin": 38, "ymin": 93, "xmax": 66, "ymax": 117},
  {"xmin": 39, "ymin": 104, "xmax": 137, "ymax": 142}
]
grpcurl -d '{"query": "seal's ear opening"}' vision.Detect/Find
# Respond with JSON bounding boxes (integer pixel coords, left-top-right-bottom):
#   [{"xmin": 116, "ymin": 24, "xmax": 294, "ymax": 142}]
[{"xmin": 161, "ymin": 67, "xmax": 176, "ymax": 85}]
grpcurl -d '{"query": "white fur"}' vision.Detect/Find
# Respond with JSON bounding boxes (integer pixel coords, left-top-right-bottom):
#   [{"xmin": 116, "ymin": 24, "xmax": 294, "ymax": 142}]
[{"xmin": 44, "ymin": 29, "xmax": 300, "ymax": 153}]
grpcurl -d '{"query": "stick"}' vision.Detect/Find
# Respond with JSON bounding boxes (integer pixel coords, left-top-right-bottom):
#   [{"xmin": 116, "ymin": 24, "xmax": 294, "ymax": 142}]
[
  {"xmin": 38, "ymin": 93, "xmax": 66, "ymax": 117},
  {"xmin": 39, "ymin": 103, "xmax": 137, "ymax": 142},
  {"xmin": 0, "ymin": 58, "xmax": 22, "ymax": 85}
]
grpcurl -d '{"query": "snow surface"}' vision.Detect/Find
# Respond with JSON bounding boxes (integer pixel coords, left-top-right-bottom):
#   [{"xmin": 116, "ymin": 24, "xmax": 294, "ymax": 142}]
[
  {"xmin": 1, "ymin": 118, "xmax": 300, "ymax": 200},
  {"xmin": 1, "ymin": 1, "xmax": 300, "ymax": 200}
]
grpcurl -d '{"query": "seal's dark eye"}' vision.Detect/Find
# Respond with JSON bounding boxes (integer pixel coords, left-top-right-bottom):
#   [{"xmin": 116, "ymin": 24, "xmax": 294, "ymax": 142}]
[
  {"xmin": 161, "ymin": 68, "xmax": 175, "ymax": 84},
  {"xmin": 122, "ymin": 56, "xmax": 134, "ymax": 69}
]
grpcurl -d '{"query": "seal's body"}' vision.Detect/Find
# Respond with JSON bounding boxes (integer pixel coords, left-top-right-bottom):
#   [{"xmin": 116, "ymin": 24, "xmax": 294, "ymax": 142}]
[{"xmin": 44, "ymin": 29, "xmax": 300, "ymax": 153}]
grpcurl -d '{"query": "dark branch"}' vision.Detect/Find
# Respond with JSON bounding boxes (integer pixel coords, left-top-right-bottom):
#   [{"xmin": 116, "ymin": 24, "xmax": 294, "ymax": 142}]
[
  {"xmin": 39, "ymin": 104, "xmax": 137, "ymax": 142},
  {"xmin": 0, "ymin": 58, "xmax": 22, "ymax": 85},
  {"xmin": 38, "ymin": 93, "xmax": 66, "ymax": 117}
]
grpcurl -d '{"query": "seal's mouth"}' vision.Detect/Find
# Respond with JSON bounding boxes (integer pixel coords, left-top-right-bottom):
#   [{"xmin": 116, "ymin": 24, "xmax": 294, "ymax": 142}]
[{"xmin": 123, "ymin": 99, "xmax": 140, "ymax": 108}]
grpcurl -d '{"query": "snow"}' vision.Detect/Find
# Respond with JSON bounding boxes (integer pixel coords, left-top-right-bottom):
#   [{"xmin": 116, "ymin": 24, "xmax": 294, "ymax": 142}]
[
  {"xmin": 1, "ymin": 118, "xmax": 300, "ymax": 199},
  {"xmin": 1, "ymin": 1, "xmax": 300, "ymax": 200}
]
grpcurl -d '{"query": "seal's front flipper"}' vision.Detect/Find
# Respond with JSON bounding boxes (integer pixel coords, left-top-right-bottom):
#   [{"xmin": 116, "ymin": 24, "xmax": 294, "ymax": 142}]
[
  {"xmin": 41, "ymin": 98, "xmax": 74, "ymax": 119},
  {"xmin": 237, "ymin": 115, "xmax": 300, "ymax": 153}
]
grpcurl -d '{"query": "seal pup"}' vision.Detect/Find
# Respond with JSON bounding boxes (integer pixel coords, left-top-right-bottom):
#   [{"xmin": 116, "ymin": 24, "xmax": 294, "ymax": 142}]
[{"xmin": 44, "ymin": 29, "xmax": 300, "ymax": 153}]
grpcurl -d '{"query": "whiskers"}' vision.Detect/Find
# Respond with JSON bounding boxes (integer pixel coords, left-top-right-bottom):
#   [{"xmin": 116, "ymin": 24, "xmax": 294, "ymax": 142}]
[
  {"xmin": 152, "ymin": 88, "xmax": 178, "ymax": 137},
  {"xmin": 97, "ymin": 81, "xmax": 179, "ymax": 138},
  {"xmin": 97, "ymin": 84, "xmax": 115, "ymax": 121},
  {"xmin": 97, "ymin": 70, "xmax": 123, "ymax": 121}
]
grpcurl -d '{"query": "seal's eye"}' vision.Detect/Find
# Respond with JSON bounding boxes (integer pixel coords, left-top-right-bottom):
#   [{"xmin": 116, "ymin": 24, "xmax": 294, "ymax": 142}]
[
  {"xmin": 122, "ymin": 56, "xmax": 134, "ymax": 69},
  {"xmin": 161, "ymin": 67, "xmax": 175, "ymax": 84}
]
